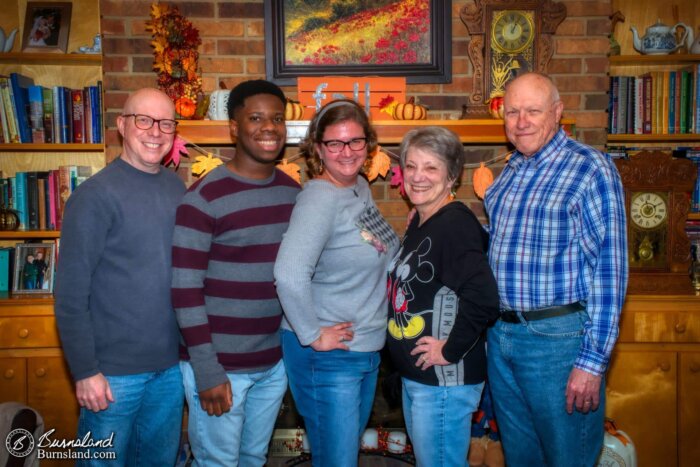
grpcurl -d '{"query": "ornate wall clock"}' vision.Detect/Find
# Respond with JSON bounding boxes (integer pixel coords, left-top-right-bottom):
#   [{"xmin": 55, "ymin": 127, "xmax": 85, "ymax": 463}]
[
  {"xmin": 460, "ymin": 0, "xmax": 566, "ymax": 117},
  {"xmin": 614, "ymin": 151, "xmax": 697, "ymax": 294}
]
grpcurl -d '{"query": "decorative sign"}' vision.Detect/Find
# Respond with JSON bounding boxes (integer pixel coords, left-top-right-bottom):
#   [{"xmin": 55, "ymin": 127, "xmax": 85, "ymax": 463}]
[{"xmin": 296, "ymin": 77, "xmax": 406, "ymax": 120}]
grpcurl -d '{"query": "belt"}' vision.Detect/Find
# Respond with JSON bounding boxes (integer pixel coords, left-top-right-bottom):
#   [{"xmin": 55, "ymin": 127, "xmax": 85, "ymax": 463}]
[{"xmin": 499, "ymin": 302, "xmax": 585, "ymax": 324}]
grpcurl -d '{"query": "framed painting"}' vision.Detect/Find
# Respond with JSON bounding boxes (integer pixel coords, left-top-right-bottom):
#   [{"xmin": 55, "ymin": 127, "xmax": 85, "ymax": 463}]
[
  {"xmin": 12, "ymin": 243, "xmax": 56, "ymax": 295},
  {"xmin": 264, "ymin": 0, "xmax": 452, "ymax": 85},
  {"xmin": 21, "ymin": 2, "xmax": 72, "ymax": 53}
]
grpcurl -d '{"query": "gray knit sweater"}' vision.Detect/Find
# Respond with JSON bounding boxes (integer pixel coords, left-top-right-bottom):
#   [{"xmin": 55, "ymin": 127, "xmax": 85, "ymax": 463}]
[
  {"xmin": 274, "ymin": 177, "xmax": 399, "ymax": 351},
  {"xmin": 54, "ymin": 158, "xmax": 185, "ymax": 381}
]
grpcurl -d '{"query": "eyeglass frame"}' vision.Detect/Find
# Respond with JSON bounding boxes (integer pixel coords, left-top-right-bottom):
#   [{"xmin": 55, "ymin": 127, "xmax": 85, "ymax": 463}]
[
  {"xmin": 122, "ymin": 114, "xmax": 179, "ymax": 134},
  {"xmin": 320, "ymin": 137, "xmax": 368, "ymax": 153}
]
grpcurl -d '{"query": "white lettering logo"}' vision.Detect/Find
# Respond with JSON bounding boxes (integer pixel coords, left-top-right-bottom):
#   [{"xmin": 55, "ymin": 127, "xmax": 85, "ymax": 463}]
[{"xmin": 5, "ymin": 428, "xmax": 35, "ymax": 458}]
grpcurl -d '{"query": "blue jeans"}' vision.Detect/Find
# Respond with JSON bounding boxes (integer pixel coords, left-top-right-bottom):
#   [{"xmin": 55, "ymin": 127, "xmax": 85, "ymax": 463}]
[
  {"xmin": 402, "ymin": 378, "xmax": 483, "ymax": 467},
  {"xmin": 487, "ymin": 311, "xmax": 605, "ymax": 467},
  {"xmin": 76, "ymin": 364, "xmax": 184, "ymax": 467},
  {"xmin": 181, "ymin": 359, "xmax": 287, "ymax": 467},
  {"xmin": 281, "ymin": 329, "xmax": 380, "ymax": 467}
]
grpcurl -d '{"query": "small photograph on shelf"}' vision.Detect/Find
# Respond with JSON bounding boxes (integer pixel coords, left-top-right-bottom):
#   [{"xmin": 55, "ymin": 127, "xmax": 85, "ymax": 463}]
[
  {"xmin": 21, "ymin": 2, "xmax": 72, "ymax": 54},
  {"xmin": 12, "ymin": 242, "xmax": 55, "ymax": 294}
]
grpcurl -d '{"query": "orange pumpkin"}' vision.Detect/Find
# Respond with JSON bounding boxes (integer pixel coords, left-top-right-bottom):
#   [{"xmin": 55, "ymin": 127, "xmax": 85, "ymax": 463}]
[
  {"xmin": 472, "ymin": 162, "xmax": 494, "ymax": 199},
  {"xmin": 175, "ymin": 97, "xmax": 196, "ymax": 118},
  {"xmin": 285, "ymin": 99, "xmax": 304, "ymax": 120},
  {"xmin": 393, "ymin": 97, "xmax": 427, "ymax": 120}
]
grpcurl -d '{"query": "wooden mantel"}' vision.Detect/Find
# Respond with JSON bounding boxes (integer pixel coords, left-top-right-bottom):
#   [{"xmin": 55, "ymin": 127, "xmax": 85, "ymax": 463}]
[{"xmin": 176, "ymin": 118, "xmax": 576, "ymax": 145}]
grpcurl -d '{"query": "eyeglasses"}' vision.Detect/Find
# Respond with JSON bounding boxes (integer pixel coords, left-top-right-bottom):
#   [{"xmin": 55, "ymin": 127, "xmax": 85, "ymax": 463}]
[
  {"xmin": 123, "ymin": 114, "xmax": 178, "ymax": 134},
  {"xmin": 321, "ymin": 138, "xmax": 368, "ymax": 153}
]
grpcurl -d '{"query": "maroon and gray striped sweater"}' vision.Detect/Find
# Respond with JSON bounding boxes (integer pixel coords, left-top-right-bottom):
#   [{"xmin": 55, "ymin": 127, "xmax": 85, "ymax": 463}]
[{"xmin": 171, "ymin": 165, "xmax": 300, "ymax": 392}]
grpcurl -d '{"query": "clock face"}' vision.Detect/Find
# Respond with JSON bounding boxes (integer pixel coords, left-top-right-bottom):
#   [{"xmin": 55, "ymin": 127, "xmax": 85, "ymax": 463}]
[
  {"xmin": 487, "ymin": 10, "xmax": 536, "ymax": 99},
  {"xmin": 491, "ymin": 11, "xmax": 535, "ymax": 53},
  {"xmin": 630, "ymin": 192, "xmax": 668, "ymax": 229},
  {"xmin": 628, "ymin": 191, "xmax": 669, "ymax": 269}
]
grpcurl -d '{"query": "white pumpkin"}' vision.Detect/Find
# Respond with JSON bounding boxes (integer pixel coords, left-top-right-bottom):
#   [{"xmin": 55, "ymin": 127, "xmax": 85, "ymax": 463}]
[{"xmin": 207, "ymin": 89, "xmax": 230, "ymax": 120}]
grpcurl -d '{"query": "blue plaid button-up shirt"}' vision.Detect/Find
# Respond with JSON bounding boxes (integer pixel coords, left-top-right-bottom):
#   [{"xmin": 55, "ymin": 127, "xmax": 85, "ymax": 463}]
[{"xmin": 485, "ymin": 129, "xmax": 628, "ymax": 376}]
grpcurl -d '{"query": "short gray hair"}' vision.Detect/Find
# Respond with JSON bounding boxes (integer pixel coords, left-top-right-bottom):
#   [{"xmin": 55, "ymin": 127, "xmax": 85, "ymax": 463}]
[{"xmin": 398, "ymin": 126, "xmax": 465, "ymax": 187}]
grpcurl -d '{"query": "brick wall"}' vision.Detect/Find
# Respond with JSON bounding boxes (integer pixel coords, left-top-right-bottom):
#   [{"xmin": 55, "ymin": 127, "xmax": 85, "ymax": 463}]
[{"xmin": 100, "ymin": 0, "xmax": 612, "ymax": 232}]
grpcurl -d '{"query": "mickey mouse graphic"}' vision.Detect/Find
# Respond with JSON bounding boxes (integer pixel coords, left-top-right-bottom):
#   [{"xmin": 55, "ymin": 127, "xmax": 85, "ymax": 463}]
[{"xmin": 387, "ymin": 237, "xmax": 435, "ymax": 340}]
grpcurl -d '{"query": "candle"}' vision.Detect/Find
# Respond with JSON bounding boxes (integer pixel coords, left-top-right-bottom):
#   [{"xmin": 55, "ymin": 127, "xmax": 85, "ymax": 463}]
[
  {"xmin": 387, "ymin": 431, "xmax": 407, "ymax": 454},
  {"xmin": 361, "ymin": 428, "xmax": 379, "ymax": 449}
]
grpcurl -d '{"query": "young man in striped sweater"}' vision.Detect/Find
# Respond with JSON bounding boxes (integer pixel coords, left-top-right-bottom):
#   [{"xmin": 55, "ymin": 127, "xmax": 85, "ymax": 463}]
[{"xmin": 171, "ymin": 80, "xmax": 300, "ymax": 466}]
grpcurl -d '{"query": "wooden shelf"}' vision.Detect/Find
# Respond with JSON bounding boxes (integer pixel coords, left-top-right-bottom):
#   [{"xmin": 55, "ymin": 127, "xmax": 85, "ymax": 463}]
[
  {"xmin": 0, "ymin": 143, "xmax": 104, "ymax": 151},
  {"xmin": 0, "ymin": 292, "xmax": 54, "ymax": 305},
  {"xmin": 177, "ymin": 118, "xmax": 576, "ymax": 145},
  {"xmin": 607, "ymin": 134, "xmax": 700, "ymax": 144},
  {"xmin": 0, "ymin": 230, "xmax": 60, "ymax": 239},
  {"xmin": 609, "ymin": 54, "xmax": 700, "ymax": 66},
  {"xmin": 0, "ymin": 52, "xmax": 102, "ymax": 66}
]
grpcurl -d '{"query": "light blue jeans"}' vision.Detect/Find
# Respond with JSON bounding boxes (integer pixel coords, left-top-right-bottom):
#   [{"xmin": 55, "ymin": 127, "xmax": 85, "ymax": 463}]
[
  {"xmin": 402, "ymin": 377, "xmax": 484, "ymax": 467},
  {"xmin": 487, "ymin": 311, "xmax": 605, "ymax": 467},
  {"xmin": 281, "ymin": 329, "xmax": 380, "ymax": 467},
  {"xmin": 181, "ymin": 359, "xmax": 287, "ymax": 467},
  {"xmin": 76, "ymin": 364, "xmax": 184, "ymax": 466}
]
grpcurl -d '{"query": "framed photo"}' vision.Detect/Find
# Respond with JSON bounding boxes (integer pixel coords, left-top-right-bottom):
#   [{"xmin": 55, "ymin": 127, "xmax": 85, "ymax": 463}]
[
  {"xmin": 21, "ymin": 2, "xmax": 72, "ymax": 53},
  {"xmin": 264, "ymin": 0, "xmax": 452, "ymax": 85},
  {"xmin": 12, "ymin": 243, "xmax": 56, "ymax": 295}
]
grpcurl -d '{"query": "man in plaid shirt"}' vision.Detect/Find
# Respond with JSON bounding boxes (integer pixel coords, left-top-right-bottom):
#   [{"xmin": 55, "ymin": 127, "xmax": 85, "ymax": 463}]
[{"xmin": 484, "ymin": 72, "xmax": 628, "ymax": 467}]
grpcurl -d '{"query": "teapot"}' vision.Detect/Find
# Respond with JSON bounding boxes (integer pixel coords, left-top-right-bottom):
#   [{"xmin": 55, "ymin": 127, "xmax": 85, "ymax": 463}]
[
  {"xmin": 690, "ymin": 27, "xmax": 700, "ymax": 54},
  {"xmin": 630, "ymin": 19, "xmax": 690, "ymax": 55},
  {"xmin": 0, "ymin": 27, "xmax": 18, "ymax": 53}
]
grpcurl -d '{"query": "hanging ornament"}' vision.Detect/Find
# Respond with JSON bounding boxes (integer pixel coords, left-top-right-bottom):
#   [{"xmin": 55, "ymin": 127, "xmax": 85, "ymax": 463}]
[
  {"xmin": 366, "ymin": 146, "xmax": 391, "ymax": 182},
  {"xmin": 472, "ymin": 162, "xmax": 494, "ymax": 199}
]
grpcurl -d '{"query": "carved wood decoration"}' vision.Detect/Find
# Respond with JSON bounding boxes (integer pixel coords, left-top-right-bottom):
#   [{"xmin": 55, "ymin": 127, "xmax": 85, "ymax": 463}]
[
  {"xmin": 460, "ymin": 0, "xmax": 566, "ymax": 117},
  {"xmin": 615, "ymin": 151, "xmax": 697, "ymax": 294}
]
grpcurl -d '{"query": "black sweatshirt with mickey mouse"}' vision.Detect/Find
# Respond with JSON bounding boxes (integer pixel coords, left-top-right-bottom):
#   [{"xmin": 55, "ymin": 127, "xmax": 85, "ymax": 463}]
[{"xmin": 386, "ymin": 202, "xmax": 500, "ymax": 386}]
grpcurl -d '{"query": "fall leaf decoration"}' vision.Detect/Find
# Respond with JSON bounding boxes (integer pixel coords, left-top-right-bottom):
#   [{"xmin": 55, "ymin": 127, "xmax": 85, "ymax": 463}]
[
  {"xmin": 162, "ymin": 135, "xmax": 189, "ymax": 167},
  {"xmin": 472, "ymin": 162, "xmax": 494, "ymax": 199},
  {"xmin": 192, "ymin": 153, "xmax": 224, "ymax": 176},
  {"xmin": 146, "ymin": 2, "xmax": 203, "ymax": 118},
  {"xmin": 366, "ymin": 146, "xmax": 392, "ymax": 182},
  {"xmin": 276, "ymin": 159, "xmax": 302, "ymax": 184},
  {"xmin": 390, "ymin": 165, "xmax": 406, "ymax": 198},
  {"xmin": 378, "ymin": 95, "xmax": 398, "ymax": 117}
]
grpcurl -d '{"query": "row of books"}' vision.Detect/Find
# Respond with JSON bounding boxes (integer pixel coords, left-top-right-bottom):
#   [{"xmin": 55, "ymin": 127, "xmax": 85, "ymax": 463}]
[
  {"xmin": 608, "ymin": 65, "xmax": 700, "ymax": 135},
  {"xmin": 0, "ymin": 166, "xmax": 92, "ymax": 231},
  {"xmin": 0, "ymin": 72, "xmax": 103, "ymax": 144}
]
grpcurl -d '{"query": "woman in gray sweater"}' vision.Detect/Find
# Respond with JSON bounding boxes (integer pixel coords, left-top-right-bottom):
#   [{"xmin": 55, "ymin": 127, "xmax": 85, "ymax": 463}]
[{"xmin": 274, "ymin": 100, "xmax": 398, "ymax": 467}]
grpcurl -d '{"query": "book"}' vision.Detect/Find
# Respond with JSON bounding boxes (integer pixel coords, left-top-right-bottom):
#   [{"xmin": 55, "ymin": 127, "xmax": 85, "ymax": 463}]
[
  {"xmin": 642, "ymin": 73, "xmax": 652, "ymax": 134},
  {"xmin": 42, "ymin": 87, "xmax": 54, "ymax": 143},
  {"xmin": 618, "ymin": 76, "xmax": 628, "ymax": 134},
  {"xmin": 9, "ymin": 73, "xmax": 35, "ymax": 143},
  {"xmin": 48, "ymin": 170, "xmax": 57, "ymax": 230},
  {"xmin": 71, "ymin": 89, "xmax": 85, "ymax": 144},
  {"xmin": 96, "ymin": 81, "xmax": 103, "ymax": 143},
  {"xmin": 14, "ymin": 172, "xmax": 28, "ymax": 229},
  {"xmin": 608, "ymin": 76, "xmax": 618, "ymax": 134},
  {"xmin": 661, "ymin": 71, "xmax": 670, "ymax": 134},
  {"xmin": 52, "ymin": 86, "xmax": 61, "ymax": 143},
  {"xmin": 61, "ymin": 87, "xmax": 72, "ymax": 143},
  {"xmin": 57, "ymin": 165, "xmax": 73, "ymax": 219},
  {"xmin": 0, "ymin": 76, "xmax": 20, "ymax": 143},
  {"xmin": 0, "ymin": 247, "xmax": 13, "ymax": 292},
  {"xmin": 634, "ymin": 77, "xmax": 643, "ymax": 135},
  {"xmin": 26, "ymin": 171, "xmax": 39, "ymax": 230},
  {"xmin": 28, "ymin": 85, "xmax": 45, "ymax": 143},
  {"xmin": 37, "ymin": 172, "xmax": 47, "ymax": 230},
  {"xmin": 669, "ymin": 71, "xmax": 676, "ymax": 135}
]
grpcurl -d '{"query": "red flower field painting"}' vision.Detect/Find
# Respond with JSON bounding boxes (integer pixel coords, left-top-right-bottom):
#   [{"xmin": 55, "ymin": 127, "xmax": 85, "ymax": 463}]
[{"xmin": 283, "ymin": 0, "xmax": 431, "ymax": 66}]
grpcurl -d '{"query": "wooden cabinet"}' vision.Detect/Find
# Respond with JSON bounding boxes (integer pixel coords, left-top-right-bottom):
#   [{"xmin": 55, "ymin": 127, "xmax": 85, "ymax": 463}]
[
  {"xmin": 0, "ymin": 297, "xmax": 78, "ymax": 439},
  {"xmin": 606, "ymin": 295, "xmax": 700, "ymax": 467}
]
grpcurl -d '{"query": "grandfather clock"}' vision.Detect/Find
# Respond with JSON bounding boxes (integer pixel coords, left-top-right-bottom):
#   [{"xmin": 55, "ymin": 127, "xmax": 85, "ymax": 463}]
[
  {"xmin": 460, "ymin": 0, "xmax": 566, "ymax": 117},
  {"xmin": 615, "ymin": 151, "xmax": 696, "ymax": 294}
]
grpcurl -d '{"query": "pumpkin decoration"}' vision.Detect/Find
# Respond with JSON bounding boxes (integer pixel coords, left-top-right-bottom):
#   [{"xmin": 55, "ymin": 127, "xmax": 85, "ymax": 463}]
[
  {"xmin": 472, "ymin": 162, "xmax": 494, "ymax": 199},
  {"xmin": 487, "ymin": 94, "xmax": 505, "ymax": 119},
  {"xmin": 175, "ymin": 96, "xmax": 196, "ymax": 119},
  {"xmin": 285, "ymin": 99, "xmax": 304, "ymax": 121},
  {"xmin": 393, "ymin": 97, "xmax": 427, "ymax": 120}
]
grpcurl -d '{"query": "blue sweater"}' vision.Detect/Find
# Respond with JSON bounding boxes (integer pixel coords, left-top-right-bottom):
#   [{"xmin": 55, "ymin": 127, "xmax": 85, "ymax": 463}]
[{"xmin": 54, "ymin": 158, "xmax": 185, "ymax": 381}]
